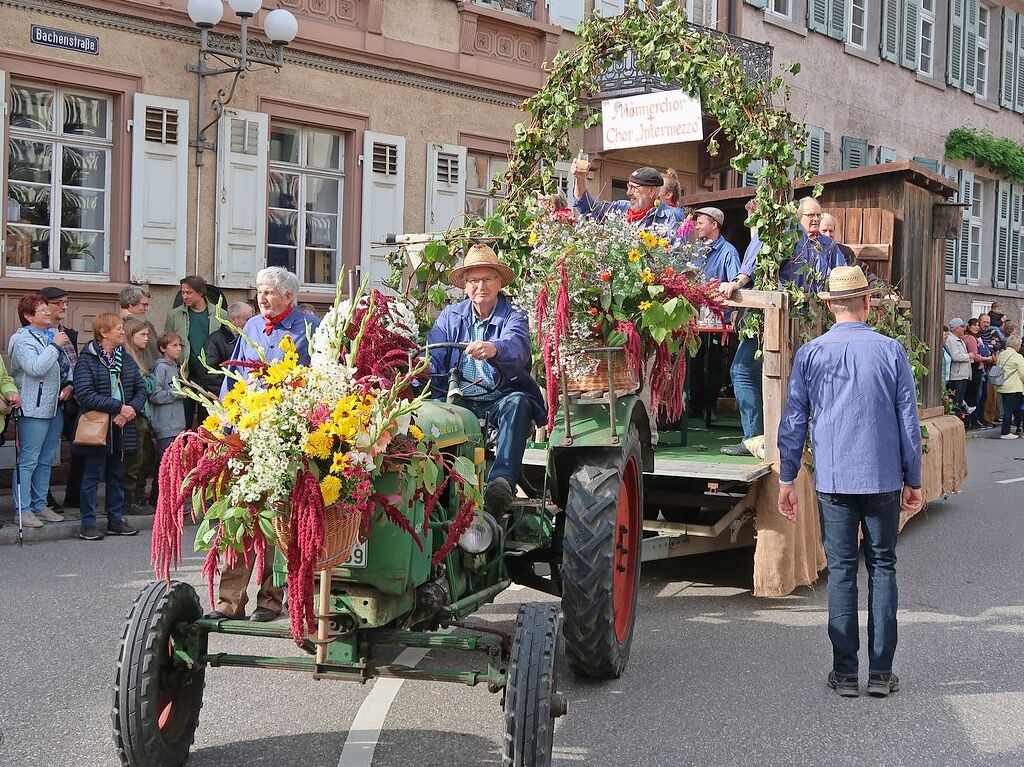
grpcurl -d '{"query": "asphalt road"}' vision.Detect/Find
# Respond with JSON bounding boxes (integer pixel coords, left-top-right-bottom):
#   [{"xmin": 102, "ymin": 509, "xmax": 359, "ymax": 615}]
[{"xmin": 2, "ymin": 433, "xmax": 1023, "ymax": 767}]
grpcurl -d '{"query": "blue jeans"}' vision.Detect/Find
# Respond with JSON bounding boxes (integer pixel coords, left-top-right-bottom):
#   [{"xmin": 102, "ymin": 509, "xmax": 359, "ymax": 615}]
[
  {"xmin": 80, "ymin": 452, "xmax": 127, "ymax": 528},
  {"xmin": 818, "ymin": 490, "xmax": 901, "ymax": 677},
  {"xmin": 457, "ymin": 392, "xmax": 534, "ymax": 486},
  {"xmin": 14, "ymin": 412, "xmax": 64, "ymax": 514},
  {"xmin": 730, "ymin": 338, "xmax": 763, "ymax": 439},
  {"xmin": 1001, "ymin": 392, "xmax": 1023, "ymax": 435}
]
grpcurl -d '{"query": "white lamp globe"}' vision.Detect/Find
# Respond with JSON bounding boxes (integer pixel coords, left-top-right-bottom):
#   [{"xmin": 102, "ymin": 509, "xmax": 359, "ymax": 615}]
[
  {"xmin": 187, "ymin": 0, "xmax": 224, "ymax": 27},
  {"xmin": 227, "ymin": 0, "xmax": 262, "ymax": 17},
  {"xmin": 264, "ymin": 8, "xmax": 298, "ymax": 44}
]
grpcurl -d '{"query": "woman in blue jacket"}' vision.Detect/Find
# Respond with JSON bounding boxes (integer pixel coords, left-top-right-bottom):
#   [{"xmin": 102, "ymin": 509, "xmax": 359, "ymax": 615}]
[
  {"xmin": 72, "ymin": 313, "xmax": 147, "ymax": 541},
  {"xmin": 7, "ymin": 293, "xmax": 73, "ymax": 528}
]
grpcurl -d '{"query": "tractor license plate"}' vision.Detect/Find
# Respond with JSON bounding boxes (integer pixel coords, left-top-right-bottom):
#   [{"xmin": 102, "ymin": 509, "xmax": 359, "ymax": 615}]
[{"xmin": 342, "ymin": 541, "xmax": 367, "ymax": 568}]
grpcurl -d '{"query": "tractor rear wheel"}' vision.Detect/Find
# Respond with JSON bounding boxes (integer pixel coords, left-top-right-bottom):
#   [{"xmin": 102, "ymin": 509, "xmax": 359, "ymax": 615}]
[
  {"xmin": 502, "ymin": 602, "xmax": 564, "ymax": 767},
  {"xmin": 561, "ymin": 426, "xmax": 643, "ymax": 679},
  {"xmin": 113, "ymin": 581, "xmax": 206, "ymax": 767}
]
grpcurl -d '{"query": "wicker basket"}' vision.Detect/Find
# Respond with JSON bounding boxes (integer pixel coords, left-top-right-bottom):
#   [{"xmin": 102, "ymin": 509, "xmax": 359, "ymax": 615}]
[
  {"xmin": 272, "ymin": 502, "xmax": 362, "ymax": 572},
  {"xmin": 565, "ymin": 353, "xmax": 639, "ymax": 394}
]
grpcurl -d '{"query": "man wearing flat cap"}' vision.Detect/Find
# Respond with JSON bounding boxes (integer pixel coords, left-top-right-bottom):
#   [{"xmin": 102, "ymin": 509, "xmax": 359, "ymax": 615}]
[
  {"xmin": 777, "ymin": 266, "xmax": 922, "ymax": 700},
  {"xmin": 570, "ymin": 159, "xmax": 685, "ymax": 231},
  {"xmin": 426, "ymin": 244, "xmax": 546, "ymax": 515}
]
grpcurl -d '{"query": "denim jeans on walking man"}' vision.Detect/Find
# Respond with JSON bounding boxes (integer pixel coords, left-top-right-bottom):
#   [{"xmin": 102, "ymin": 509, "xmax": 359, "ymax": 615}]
[
  {"xmin": 818, "ymin": 490, "xmax": 901, "ymax": 677},
  {"xmin": 456, "ymin": 391, "xmax": 533, "ymax": 486},
  {"xmin": 14, "ymin": 411, "xmax": 63, "ymax": 514},
  {"xmin": 730, "ymin": 338, "xmax": 764, "ymax": 439}
]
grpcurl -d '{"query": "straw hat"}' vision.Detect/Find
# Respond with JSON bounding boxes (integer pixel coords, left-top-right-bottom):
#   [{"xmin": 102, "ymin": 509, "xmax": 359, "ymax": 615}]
[
  {"xmin": 449, "ymin": 244, "xmax": 515, "ymax": 288},
  {"xmin": 817, "ymin": 265, "xmax": 881, "ymax": 301}
]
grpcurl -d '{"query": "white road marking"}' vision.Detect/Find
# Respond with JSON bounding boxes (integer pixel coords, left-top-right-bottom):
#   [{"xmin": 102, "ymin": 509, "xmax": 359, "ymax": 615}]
[
  {"xmin": 336, "ymin": 646, "xmax": 430, "ymax": 767},
  {"xmin": 995, "ymin": 476, "xmax": 1024, "ymax": 484}
]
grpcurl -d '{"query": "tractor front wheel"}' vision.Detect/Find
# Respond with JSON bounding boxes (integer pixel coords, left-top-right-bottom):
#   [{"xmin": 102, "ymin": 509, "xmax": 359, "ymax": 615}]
[
  {"xmin": 113, "ymin": 580, "xmax": 206, "ymax": 767},
  {"xmin": 561, "ymin": 426, "xmax": 643, "ymax": 679},
  {"xmin": 502, "ymin": 603, "xmax": 564, "ymax": 767}
]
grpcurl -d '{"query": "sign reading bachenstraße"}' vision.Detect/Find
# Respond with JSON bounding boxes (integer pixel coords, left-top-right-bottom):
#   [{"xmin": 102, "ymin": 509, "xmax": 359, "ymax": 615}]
[{"xmin": 601, "ymin": 89, "xmax": 703, "ymax": 151}]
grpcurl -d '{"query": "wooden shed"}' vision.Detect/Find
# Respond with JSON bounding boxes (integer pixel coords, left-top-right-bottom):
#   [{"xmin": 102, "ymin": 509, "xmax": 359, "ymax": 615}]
[{"xmin": 681, "ymin": 161, "xmax": 958, "ymax": 410}]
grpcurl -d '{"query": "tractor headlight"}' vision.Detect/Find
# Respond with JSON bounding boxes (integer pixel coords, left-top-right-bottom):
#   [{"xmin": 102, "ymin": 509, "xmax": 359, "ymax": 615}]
[{"xmin": 457, "ymin": 512, "xmax": 501, "ymax": 554}]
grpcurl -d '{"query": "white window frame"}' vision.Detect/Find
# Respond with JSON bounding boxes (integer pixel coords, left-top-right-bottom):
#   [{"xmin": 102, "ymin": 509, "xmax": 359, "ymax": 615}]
[
  {"xmin": 967, "ymin": 179, "xmax": 983, "ymax": 282},
  {"xmin": 975, "ymin": 5, "xmax": 990, "ymax": 99},
  {"xmin": 768, "ymin": 0, "xmax": 792, "ymax": 20},
  {"xmin": 465, "ymin": 150, "xmax": 508, "ymax": 219},
  {"xmin": 6, "ymin": 81, "xmax": 113, "ymax": 277},
  {"xmin": 266, "ymin": 122, "xmax": 346, "ymax": 287},
  {"xmin": 919, "ymin": 0, "xmax": 935, "ymax": 76},
  {"xmin": 848, "ymin": 0, "xmax": 868, "ymax": 49}
]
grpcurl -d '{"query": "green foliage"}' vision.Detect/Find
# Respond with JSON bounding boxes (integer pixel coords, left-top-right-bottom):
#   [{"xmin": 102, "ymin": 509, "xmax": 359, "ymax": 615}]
[
  {"xmin": 946, "ymin": 126, "xmax": 1024, "ymax": 184},
  {"xmin": 389, "ymin": 3, "xmax": 810, "ymax": 334}
]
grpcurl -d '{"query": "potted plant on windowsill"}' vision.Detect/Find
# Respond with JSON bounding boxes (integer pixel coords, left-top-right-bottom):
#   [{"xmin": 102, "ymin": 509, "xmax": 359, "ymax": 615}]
[{"xmin": 66, "ymin": 239, "xmax": 92, "ymax": 272}]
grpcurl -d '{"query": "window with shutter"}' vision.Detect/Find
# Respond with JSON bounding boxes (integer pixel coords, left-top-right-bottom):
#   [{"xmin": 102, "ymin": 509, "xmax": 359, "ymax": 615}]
[
  {"xmin": 880, "ymin": 0, "xmax": 900, "ymax": 62},
  {"xmin": 913, "ymin": 156, "xmax": 939, "ymax": 172},
  {"xmin": 994, "ymin": 181, "xmax": 1010, "ymax": 287},
  {"xmin": 902, "ymin": 0, "xmax": 921, "ymax": 70},
  {"xmin": 948, "ymin": 0, "xmax": 965, "ymax": 87},
  {"xmin": 804, "ymin": 125, "xmax": 826, "ymax": 175},
  {"xmin": 1016, "ymin": 14, "xmax": 1024, "ymax": 112},
  {"xmin": 828, "ymin": 0, "xmax": 847, "ymax": 41},
  {"xmin": 216, "ymin": 109, "xmax": 269, "ymax": 289},
  {"xmin": 808, "ymin": 0, "xmax": 829, "ymax": 33},
  {"xmin": 848, "ymin": 0, "xmax": 867, "ymax": 48},
  {"xmin": 1000, "ymin": 9, "xmax": 1017, "ymax": 108},
  {"xmin": 975, "ymin": 6, "xmax": 990, "ymax": 98},
  {"xmin": 1009, "ymin": 187, "xmax": 1022, "ymax": 288},
  {"xmin": 957, "ymin": 169, "xmax": 973, "ymax": 282},
  {"xmin": 918, "ymin": 0, "xmax": 935, "ymax": 75},
  {"xmin": 876, "ymin": 146, "xmax": 897, "ymax": 163},
  {"xmin": 361, "ymin": 131, "xmax": 405, "ymax": 289},
  {"xmin": 739, "ymin": 159, "xmax": 764, "ymax": 188},
  {"xmin": 943, "ymin": 165, "xmax": 960, "ymax": 281},
  {"xmin": 425, "ymin": 143, "xmax": 466, "ymax": 231},
  {"xmin": 963, "ymin": 0, "xmax": 979, "ymax": 94},
  {"xmin": 840, "ymin": 136, "xmax": 868, "ymax": 170}
]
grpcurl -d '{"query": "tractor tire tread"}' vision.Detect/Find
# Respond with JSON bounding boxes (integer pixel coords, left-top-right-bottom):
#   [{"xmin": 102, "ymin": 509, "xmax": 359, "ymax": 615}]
[{"xmin": 502, "ymin": 603, "xmax": 560, "ymax": 767}]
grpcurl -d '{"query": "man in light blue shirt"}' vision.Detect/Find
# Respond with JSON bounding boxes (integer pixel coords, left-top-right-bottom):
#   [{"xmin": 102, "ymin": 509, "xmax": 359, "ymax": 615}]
[{"xmin": 777, "ymin": 266, "xmax": 923, "ymax": 699}]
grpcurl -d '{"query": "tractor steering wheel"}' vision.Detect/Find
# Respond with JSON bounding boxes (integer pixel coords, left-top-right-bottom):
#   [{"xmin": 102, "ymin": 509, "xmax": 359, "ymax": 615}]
[{"xmin": 419, "ymin": 342, "xmax": 507, "ymax": 402}]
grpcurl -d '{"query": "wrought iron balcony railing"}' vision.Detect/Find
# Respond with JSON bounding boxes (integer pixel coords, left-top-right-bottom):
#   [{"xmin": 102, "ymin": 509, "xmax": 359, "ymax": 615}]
[{"xmin": 595, "ymin": 25, "xmax": 774, "ymax": 99}]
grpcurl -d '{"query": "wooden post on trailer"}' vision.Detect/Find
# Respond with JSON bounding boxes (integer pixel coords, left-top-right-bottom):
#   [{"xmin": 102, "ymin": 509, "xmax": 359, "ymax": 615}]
[{"xmin": 760, "ymin": 292, "xmax": 789, "ymax": 465}]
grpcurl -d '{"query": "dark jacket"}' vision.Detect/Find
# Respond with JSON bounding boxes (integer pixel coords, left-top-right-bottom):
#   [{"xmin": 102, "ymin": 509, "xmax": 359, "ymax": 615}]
[
  {"xmin": 72, "ymin": 341, "xmax": 148, "ymax": 457},
  {"xmin": 426, "ymin": 294, "xmax": 545, "ymax": 426},
  {"xmin": 199, "ymin": 326, "xmax": 236, "ymax": 394}
]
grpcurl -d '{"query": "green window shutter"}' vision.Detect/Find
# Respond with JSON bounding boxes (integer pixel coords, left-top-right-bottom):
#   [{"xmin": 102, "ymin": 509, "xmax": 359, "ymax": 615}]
[
  {"xmin": 881, "ymin": 0, "xmax": 901, "ymax": 62},
  {"xmin": 947, "ymin": 0, "xmax": 964, "ymax": 88},
  {"xmin": 913, "ymin": 156, "xmax": 940, "ymax": 172},
  {"xmin": 808, "ymin": 0, "xmax": 829, "ymax": 33},
  {"xmin": 1001, "ymin": 9, "xmax": 1017, "ymax": 108},
  {"xmin": 1016, "ymin": 14, "xmax": 1024, "ymax": 112},
  {"xmin": 994, "ymin": 181, "xmax": 1011, "ymax": 288},
  {"xmin": 963, "ymin": 0, "xmax": 979, "ymax": 94},
  {"xmin": 829, "ymin": 0, "xmax": 847, "ymax": 40},
  {"xmin": 1011, "ymin": 187, "xmax": 1023, "ymax": 289},
  {"xmin": 840, "ymin": 136, "xmax": 868, "ymax": 169},
  {"xmin": 958, "ymin": 170, "xmax": 973, "ymax": 283},
  {"xmin": 877, "ymin": 146, "xmax": 898, "ymax": 163},
  {"xmin": 944, "ymin": 166, "xmax": 960, "ymax": 281},
  {"xmin": 805, "ymin": 125, "xmax": 826, "ymax": 175},
  {"xmin": 901, "ymin": 0, "xmax": 921, "ymax": 70},
  {"xmin": 741, "ymin": 159, "xmax": 765, "ymax": 187},
  {"xmin": 745, "ymin": 0, "xmax": 767, "ymax": 9}
]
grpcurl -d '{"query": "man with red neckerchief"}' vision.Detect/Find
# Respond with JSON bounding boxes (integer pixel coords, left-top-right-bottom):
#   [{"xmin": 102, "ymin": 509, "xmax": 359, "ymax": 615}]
[
  {"xmin": 570, "ymin": 160, "xmax": 685, "ymax": 232},
  {"xmin": 210, "ymin": 266, "xmax": 320, "ymax": 622}
]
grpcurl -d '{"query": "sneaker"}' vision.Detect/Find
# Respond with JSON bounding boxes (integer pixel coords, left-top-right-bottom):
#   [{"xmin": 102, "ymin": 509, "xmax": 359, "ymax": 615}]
[
  {"xmin": 484, "ymin": 478, "xmax": 515, "ymax": 516},
  {"xmin": 36, "ymin": 507, "xmax": 65, "ymax": 523},
  {"xmin": 18, "ymin": 511, "xmax": 44, "ymax": 529},
  {"xmin": 46, "ymin": 492, "xmax": 63, "ymax": 513},
  {"xmin": 867, "ymin": 672, "xmax": 900, "ymax": 697},
  {"xmin": 827, "ymin": 671, "xmax": 859, "ymax": 698},
  {"xmin": 79, "ymin": 524, "xmax": 104, "ymax": 541},
  {"xmin": 1000, "ymin": 433, "xmax": 1019, "ymax": 440},
  {"xmin": 720, "ymin": 442, "xmax": 753, "ymax": 457},
  {"xmin": 123, "ymin": 502, "xmax": 154, "ymax": 516},
  {"xmin": 106, "ymin": 519, "xmax": 139, "ymax": 536}
]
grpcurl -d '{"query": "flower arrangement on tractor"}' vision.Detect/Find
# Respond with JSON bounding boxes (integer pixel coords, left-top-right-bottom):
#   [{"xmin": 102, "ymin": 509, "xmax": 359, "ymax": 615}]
[
  {"xmin": 527, "ymin": 212, "xmax": 726, "ymax": 426},
  {"xmin": 151, "ymin": 285, "xmax": 482, "ymax": 643}
]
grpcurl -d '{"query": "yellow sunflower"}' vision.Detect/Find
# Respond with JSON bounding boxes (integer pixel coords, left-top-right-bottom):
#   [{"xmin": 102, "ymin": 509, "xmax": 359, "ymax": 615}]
[{"xmin": 319, "ymin": 475, "xmax": 342, "ymax": 507}]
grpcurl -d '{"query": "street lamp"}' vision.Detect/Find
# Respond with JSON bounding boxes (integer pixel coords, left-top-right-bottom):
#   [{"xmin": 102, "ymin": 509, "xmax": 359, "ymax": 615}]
[{"xmin": 187, "ymin": 0, "xmax": 298, "ymax": 164}]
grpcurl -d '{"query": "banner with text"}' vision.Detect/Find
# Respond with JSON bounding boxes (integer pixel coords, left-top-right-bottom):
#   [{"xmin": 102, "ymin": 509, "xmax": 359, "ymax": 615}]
[{"xmin": 601, "ymin": 89, "xmax": 703, "ymax": 151}]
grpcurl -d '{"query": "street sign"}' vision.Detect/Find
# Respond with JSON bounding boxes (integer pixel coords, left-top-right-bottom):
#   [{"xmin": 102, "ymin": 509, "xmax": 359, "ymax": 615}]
[
  {"xmin": 30, "ymin": 25, "xmax": 99, "ymax": 55},
  {"xmin": 601, "ymin": 89, "xmax": 703, "ymax": 151}
]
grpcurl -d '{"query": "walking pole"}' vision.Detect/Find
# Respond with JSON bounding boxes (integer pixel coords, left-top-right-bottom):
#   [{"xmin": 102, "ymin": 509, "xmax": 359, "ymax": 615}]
[{"xmin": 11, "ymin": 408, "xmax": 24, "ymax": 547}]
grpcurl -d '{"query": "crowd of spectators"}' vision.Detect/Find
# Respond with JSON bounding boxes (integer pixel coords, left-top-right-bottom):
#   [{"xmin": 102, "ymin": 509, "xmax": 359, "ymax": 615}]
[{"xmin": 0, "ymin": 276, "xmax": 273, "ymax": 540}]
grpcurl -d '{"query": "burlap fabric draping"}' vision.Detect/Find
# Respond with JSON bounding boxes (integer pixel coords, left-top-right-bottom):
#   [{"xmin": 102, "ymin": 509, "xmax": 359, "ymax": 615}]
[{"xmin": 750, "ymin": 452, "xmax": 826, "ymax": 598}]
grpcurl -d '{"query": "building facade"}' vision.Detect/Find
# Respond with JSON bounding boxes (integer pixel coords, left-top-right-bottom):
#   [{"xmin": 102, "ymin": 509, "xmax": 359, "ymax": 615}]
[{"xmin": 740, "ymin": 0, "xmax": 1024, "ymax": 325}]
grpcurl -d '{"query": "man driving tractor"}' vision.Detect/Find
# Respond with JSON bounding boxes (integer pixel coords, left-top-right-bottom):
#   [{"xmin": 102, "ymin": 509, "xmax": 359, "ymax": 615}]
[{"xmin": 426, "ymin": 244, "xmax": 545, "ymax": 516}]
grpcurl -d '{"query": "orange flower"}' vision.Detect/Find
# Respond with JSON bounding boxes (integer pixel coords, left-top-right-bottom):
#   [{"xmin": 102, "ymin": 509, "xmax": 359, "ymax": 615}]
[
  {"xmin": 588, "ymin": 306, "xmax": 599, "ymax": 316},
  {"xmin": 663, "ymin": 266, "xmax": 675, "ymax": 278},
  {"xmin": 599, "ymin": 271, "xmax": 611, "ymax": 282}
]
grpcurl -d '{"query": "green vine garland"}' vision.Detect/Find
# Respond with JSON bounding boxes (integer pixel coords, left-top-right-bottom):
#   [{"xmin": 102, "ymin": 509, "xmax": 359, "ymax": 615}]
[
  {"xmin": 389, "ymin": 2, "xmax": 814, "ymax": 334},
  {"xmin": 946, "ymin": 126, "xmax": 1024, "ymax": 185}
]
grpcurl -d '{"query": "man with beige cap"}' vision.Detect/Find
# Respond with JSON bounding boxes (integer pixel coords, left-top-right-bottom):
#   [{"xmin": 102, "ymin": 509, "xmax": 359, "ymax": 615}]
[
  {"xmin": 426, "ymin": 244, "xmax": 545, "ymax": 515},
  {"xmin": 777, "ymin": 265, "xmax": 922, "ymax": 699},
  {"xmin": 690, "ymin": 206, "xmax": 740, "ymax": 283}
]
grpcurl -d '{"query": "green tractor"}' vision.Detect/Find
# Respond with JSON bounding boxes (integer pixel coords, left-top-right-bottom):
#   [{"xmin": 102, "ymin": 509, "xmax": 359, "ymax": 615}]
[{"xmin": 113, "ymin": 343, "xmax": 647, "ymax": 767}]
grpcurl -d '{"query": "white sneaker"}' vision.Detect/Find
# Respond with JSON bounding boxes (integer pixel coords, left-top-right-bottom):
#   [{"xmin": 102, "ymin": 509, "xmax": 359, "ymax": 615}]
[
  {"xmin": 18, "ymin": 511, "xmax": 44, "ymax": 528},
  {"xmin": 965, "ymin": 406, "xmax": 977, "ymax": 414},
  {"xmin": 999, "ymin": 434, "xmax": 1019, "ymax": 440},
  {"xmin": 37, "ymin": 507, "xmax": 65, "ymax": 522}
]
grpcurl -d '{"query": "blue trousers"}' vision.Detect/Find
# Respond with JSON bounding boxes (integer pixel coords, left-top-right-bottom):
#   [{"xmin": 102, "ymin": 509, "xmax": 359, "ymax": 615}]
[
  {"xmin": 457, "ymin": 392, "xmax": 534, "ymax": 486},
  {"xmin": 80, "ymin": 452, "xmax": 127, "ymax": 528},
  {"xmin": 818, "ymin": 490, "xmax": 901, "ymax": 677},
  {"xmin": 730, "ymin": 338, "xmax": 763, "ymax": 439},
  {"xmin": 14, "ymin": 412, "xmax": 64, "ymax": 514}
]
